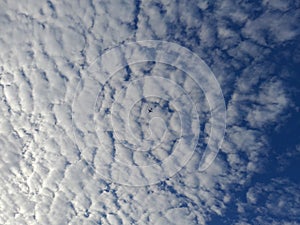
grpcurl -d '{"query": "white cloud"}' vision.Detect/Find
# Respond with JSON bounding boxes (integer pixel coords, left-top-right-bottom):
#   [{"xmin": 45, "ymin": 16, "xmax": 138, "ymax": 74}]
[
  {"xmin": 236, "ymin": 179, "xmax": 300, "ymax": 224},
  {"xmin": 0, "ymin": 0, "xmax": 298, "ymax": 224}
]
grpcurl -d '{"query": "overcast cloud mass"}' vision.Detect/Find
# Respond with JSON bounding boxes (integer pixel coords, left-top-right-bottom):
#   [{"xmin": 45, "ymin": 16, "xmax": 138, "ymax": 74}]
[{"xmin": 0, "ymin": 0, "xmax": 300, "ymax": 224}]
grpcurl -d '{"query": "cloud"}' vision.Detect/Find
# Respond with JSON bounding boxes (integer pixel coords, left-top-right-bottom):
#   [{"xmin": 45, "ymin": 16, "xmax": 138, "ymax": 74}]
[
  {"xmin": 0, "ymin": 0, "xmax": 299, "ymax": 224},
  {"xmin": 236, "ymin": 178, "xmax": 300, "ymax": 224}
]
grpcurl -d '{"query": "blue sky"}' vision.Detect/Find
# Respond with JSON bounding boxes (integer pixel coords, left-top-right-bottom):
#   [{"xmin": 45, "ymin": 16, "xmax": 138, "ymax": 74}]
[{"xmin": 0, "ymin": 0, "xmax": 299, "ymax": 224}]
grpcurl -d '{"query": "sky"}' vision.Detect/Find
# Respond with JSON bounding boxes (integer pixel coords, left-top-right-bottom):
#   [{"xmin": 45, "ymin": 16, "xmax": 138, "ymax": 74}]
[{"xmin": 0, "ymin": 0, "xmax": 299, "ymax": 224}]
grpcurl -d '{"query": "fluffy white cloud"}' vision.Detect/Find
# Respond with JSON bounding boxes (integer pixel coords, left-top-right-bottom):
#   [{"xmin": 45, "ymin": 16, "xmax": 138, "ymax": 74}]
[{"xmin": 0, "ymin": 0, "xmax": 298, "ymax": 224}]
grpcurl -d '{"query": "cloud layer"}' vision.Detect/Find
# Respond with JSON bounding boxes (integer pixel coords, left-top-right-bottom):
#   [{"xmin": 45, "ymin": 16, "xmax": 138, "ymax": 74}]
[{"xmin": 0, "ymin": 0, "xmax": 299, "ymax": 224}]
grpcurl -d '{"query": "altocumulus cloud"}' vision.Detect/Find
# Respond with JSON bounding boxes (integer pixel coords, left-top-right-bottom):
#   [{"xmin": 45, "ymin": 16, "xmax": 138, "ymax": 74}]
[{"xmin": 0, "ymin": 0, "xmax": 299, "ymax": 225}]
